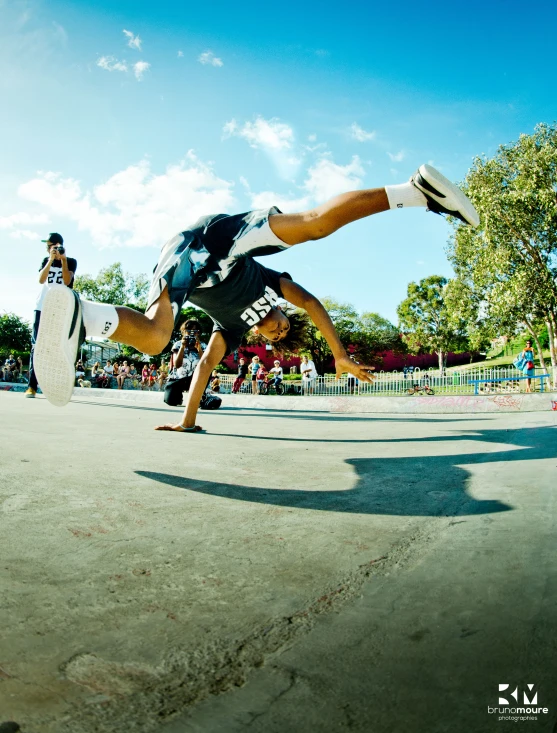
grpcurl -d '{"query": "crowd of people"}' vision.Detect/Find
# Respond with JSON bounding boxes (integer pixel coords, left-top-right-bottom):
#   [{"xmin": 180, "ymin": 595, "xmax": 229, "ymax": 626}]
[{"xmin": 1, "ymin": 354, "xmax": 24, "ymax": 383}]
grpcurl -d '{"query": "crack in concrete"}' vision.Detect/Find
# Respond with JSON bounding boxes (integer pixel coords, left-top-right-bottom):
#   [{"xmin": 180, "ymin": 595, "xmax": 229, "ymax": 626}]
[
  {"xmin": 36, "ymin": 514, "xmax": 450, "ymax": 733},
  {"xmin": 244, "ymin": 668, "xmax": 298, "ymax": 728}
]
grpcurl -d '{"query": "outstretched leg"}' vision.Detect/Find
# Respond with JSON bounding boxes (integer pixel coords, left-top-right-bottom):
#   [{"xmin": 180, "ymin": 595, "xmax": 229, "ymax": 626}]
[
  {"xmin": 268, "ymin": 164, "xmax": 479, "ymax": 245},
  {"xmin": 269, "ymin": 188, "xmax": 390, "ymax": 245}
]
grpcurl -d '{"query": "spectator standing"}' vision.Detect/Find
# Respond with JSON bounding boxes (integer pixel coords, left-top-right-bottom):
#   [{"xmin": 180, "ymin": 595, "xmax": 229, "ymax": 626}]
[
  {"xmin": 249, "ymin": 356, "xmax": 260, "ymax": 394},
  {"xmin": 518, "ymin": 339, "xmax": 536, "ymax": 393},
  {"xmin": 116, "ymin": 360, "xmax": 130, "ymax": 389},
  {"xmin": 232, "ymin": 357, "xmax": 249, "ymax": 393},
  {"xmin": 26, "ymin": 233, "xmax": 77, "ymax": 397},
  {"xmin": 301, "ymin": 354, "xmax": 318, "ymax": 395},
  {"xmin": 149, "ymin": 363, "xmax": 158, "ymax": 388},
  {"xmin": 256, "ymin": 363, "xmax": 267, "ymax": 394}
]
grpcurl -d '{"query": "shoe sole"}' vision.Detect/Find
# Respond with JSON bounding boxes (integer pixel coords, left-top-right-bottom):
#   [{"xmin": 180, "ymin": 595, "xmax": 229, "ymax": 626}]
[
  {"xmin": 414, "ymin": 164, "xmax": 480, "ymax": 228},
  {"xmin": 34, "ymin": 286, "xmax": 83, "ymax": 407}
]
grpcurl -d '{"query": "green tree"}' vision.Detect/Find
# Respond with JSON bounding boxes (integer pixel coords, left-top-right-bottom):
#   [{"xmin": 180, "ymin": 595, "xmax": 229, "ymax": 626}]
[
  {"xmin": 301, "ymin": 298, "xmax": 404, "ymax": 372},
  {"xmin": 0, "ymin": 312, "xmax": 32, "ymax": 352},
  {"xmin": 447, "ymin": 123, "xmax": 557, "ymax": 381},
  {"xmin": 74, "ymin": 263, "xmax": 149, "ymax": 307},
  {"xmin": 397, "ymin": 276, "xmax": 469, "ymax": 374}
]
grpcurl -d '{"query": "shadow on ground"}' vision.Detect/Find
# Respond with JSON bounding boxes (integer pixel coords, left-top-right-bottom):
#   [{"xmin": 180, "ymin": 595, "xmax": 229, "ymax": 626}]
[{"xmin": 137, "ymin": 425, "xmax": 556, "ymax": 517}]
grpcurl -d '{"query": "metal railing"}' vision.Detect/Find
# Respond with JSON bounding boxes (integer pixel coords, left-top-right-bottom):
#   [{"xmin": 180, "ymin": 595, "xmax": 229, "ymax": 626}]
[{"xmin": 218, "ymin": 366, "xmax": 556, "ymax": 397}]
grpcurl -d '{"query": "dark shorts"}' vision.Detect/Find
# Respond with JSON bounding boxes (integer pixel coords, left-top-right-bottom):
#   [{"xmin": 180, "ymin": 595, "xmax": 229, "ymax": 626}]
[{"xmin": 146, "ymin": 208, "xmax": 289, "ymax": 320}]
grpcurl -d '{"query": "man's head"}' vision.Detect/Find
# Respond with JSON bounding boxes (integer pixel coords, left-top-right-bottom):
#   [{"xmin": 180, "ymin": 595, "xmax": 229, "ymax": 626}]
[
  {"xmin": 180, "ymin": 319, "xmax": 201, "ymax": 336},
  {"xmin": 252, "ymin": 306, "xmax": 290, "ymax": 343},
  {"xmin": 249, "ymin": 306, "xmax": 310, "ymax": 355},
  {"xmin": 42, "ymin": 232, "xmax": 64, "ymax": 253},
  {"xmin": 9, "ymin": 354, "xmax": 14, "ymax": 360},
  {"xmin": 301, "ymin": 355, "xmax": 308, "ymax": 363},
  {"xmin": 239, "ymin": 358, "xmax": 245, "ymax": 364},
  {"xmin": 274, "ymin": 360, "xmax": 280, "ymax": 367}
]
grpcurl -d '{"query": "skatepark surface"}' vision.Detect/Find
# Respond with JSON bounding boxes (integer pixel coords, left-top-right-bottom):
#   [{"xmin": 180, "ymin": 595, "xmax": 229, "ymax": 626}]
[{"xmin": 1, "ymin": 391, "xmax": 556, "ymax": 732}]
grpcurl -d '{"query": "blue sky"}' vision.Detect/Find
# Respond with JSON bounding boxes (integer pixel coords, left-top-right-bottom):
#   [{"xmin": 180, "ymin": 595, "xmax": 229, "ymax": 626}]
[{"xmin": 1, "ymin": 0, "xmax": 555, "ymax": 324}]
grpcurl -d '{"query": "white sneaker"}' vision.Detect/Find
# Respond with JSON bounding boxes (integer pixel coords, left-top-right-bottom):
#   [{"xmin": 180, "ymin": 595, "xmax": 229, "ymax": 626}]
[
  {"xmin": 34, "ymin": 286, "xmax": 85, "ymax": 407},
  {"xmin": 411, "ymin": 164, "xmax": 480, "ymax": 228}
]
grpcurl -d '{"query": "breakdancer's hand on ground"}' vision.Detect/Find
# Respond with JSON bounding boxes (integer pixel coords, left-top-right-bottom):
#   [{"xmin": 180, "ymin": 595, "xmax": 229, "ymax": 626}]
[
  {"xmin": 154, "ymin": 424, "xmax": 204, "ymax": 433},
  {"xmin": 334, "ymin": 355, "xmax": 375, "ymax": 382}
]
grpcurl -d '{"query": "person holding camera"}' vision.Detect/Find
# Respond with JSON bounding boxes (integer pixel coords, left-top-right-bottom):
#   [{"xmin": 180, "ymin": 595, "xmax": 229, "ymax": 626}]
[
  {"xmin": 25, "ymin": 233, "xmax": 77, "ymax": 398},
  {"xmin": 164, "ymin": 319, "xmax": 204, "ymax": 406}
]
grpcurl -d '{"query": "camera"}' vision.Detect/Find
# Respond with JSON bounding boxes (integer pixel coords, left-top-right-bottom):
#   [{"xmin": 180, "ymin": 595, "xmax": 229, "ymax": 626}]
[
  {"xmin": 186, "ymin": 331, "xmax": 197, "ymax": 349},
  {"xmin": 55, "ymin": 246, "xmax": 65, "ymax": 255}
]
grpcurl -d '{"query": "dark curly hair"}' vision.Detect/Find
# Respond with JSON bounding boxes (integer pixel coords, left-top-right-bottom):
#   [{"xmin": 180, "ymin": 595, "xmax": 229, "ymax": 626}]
[{"xmin": 246, "ymin": 307, "xmax": 311, "ymax": 356}]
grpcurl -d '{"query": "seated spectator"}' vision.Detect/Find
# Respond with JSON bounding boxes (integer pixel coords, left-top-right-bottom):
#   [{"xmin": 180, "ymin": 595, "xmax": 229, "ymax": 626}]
[
  {"xmin": 141, "ymin": 364, "xmax": 150, "ymax": 389},
  {"xmin": 256, "ymin": 364, "xmax": 267, "ymax": 393},
  {"xmin": 158, "ymin": 359, "xmax": 169, "ymax": 389},
  {"xmin": 268, "ymin": 360, "xmax": 283, "ymax": 388},
  {"xmin": 2, "ymin": 354, "xmax": 17, "ymax": 382},
  {"xmin": 232, "ymin": 357, "xmax": 249, "ymax": 393},
  {"xmin": 128, "ymin": 363, "xmax": 139, "ymax": 387},
  {"xmin": 103, "ymin": 360, "xmax": 115, "ymax": 388},
  {"xmin": 116, "ymin": 360, "xmax": 130, "ymax": 390},
  {"xmin": 90, "ymin": 361, "xmax": 101, "ymax": 386},
  {"xmin": 149, "ymin": 363, "xmax": 158, "ymax": 388},
  {"xmin": 210, "ymin": 369, "xmax": 221, "ymax": 392},
  {"xmin": 75, "ymin": 359, "xmax": 86, "ymax": 382}
]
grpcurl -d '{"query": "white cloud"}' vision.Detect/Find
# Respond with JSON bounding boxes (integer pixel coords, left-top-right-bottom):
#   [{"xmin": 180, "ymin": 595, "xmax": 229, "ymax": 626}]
[
  {"xmin": 303, "ymin": 156, "xmax": 364, "ymax": 201},
  {"xmin": 242, "ymin": 154, "xmax": 365, "ymax": 212},
  {"xmin": 198, "ymin": 50, "xmax": 223, "ymax": 67},
  {"xmin": 133, "ymin": 61, "xmax": 150, "ymax": 81},
  {"xmin": 9, "ymin": 229, "xmax": 41, "ymax": 240},
  {"xmin": 97, "ymin": 56, "xmax": 128, "ymax": 73},
  {"xmin": 17, "ymin": 155, "xmax": 235, "ymax": 249},
  {"xmin": 123, "ymin": 29, "xmax": 142, "ymax": 50},
  {"xmin": 0, "ymin": 212, "xmax": 49, "ymax": 229},
  {"xmin": 308, "ymin": 134, "xmax": 317, "ymax": 142},
  {"xmin": 240, "ymin": 177, "xmax": 310, "ymax": 213},
  {"xmin": 387, "ymin": 150, "xmax": 405, "ymax": 162},
  {"xmin": 224, "ymin": 116, "xmax": 299, "ymax": 179},
  {"xmin": 232, "ymin": 117, "xmax": 294, "ymax": 151},
  {"xmin": 349, "ymin": 123, "xmax": 376, "ymax": 142},
  {"xmin": 177, "ymin": 50, "xmax": 184, "ymax": 57}
]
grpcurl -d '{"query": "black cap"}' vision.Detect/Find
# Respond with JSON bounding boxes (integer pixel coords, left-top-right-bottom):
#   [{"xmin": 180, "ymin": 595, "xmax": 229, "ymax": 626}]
[{"xmin": 41, "ymin": 232, "xmax": 64, "ymax": 245}]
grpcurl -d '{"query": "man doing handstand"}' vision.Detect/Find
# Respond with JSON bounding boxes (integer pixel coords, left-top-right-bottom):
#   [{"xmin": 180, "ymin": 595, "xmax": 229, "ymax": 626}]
[{"xmin": 34, "ymin": 164, "xmax": 479, "ymax": 432}]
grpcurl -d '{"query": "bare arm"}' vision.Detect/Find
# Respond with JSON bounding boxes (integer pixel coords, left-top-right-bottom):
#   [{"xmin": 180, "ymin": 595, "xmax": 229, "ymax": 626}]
[
  {"xmin": 155, "ymin": 331, "xmax": 227, "ymax": 432},
  {"xmin": 280, "ymin": 278, "xmax": 375, "ymax": 382},
  {"xmin": 38, "ymin": 254, "xmax": 55, "ymax": 284}
]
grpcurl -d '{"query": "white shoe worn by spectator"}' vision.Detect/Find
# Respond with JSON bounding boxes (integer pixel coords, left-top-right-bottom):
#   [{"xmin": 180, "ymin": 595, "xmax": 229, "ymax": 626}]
[
  {"xmin": 34, "ymin": 286, "xmax": 85, "ymax": 407},
  {"xmin": 411, "ymin": 163, "xmax": 480, "ymax": 228}
]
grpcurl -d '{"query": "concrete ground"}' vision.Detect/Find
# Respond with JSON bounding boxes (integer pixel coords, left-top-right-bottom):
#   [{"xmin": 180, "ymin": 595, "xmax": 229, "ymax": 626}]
[{"xmin": 1, "ymin": 392, "xmax": 556, "ymax": 733}]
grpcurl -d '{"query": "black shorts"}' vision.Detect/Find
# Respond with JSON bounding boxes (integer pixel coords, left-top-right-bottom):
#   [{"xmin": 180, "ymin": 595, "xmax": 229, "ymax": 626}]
[{"xmin": 146, "ymin": 208, "xmax": 289, "ymax": 318}]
